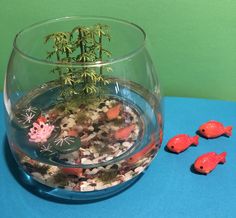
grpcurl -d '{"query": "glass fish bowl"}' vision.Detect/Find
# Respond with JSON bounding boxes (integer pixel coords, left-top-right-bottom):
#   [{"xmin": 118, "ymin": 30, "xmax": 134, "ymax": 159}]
[{"xmin": 4, "ymin": 16, "xmax": 163, "ymax": 201}]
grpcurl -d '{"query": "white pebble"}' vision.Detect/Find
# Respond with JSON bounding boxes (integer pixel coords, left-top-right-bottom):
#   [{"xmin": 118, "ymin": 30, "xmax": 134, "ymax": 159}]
[
  {"xmin": 81, "ymin": 158, "xmax": 93, "ymax": 164},
  {"xmin": 69, "ymin": 114, "xmax": 76, "ymax": 118},
  {"xmin": 110, "ymin": 125, "xmax": 119, "ymax": 131},
  {"xmin": 61, "ymin": 131, "xmax": 68, "ymax": 137},
  {"xmin": 95, "ymin": 182, "xmax": 105, "ymax": 190},
  {"xmin": 134, "ymin": 128, "xmax": 139, "ymax": 135},
  {"xmin": 125, "ymin": 106, "xmax": 132, "ymax": 113},
  {"xmin": 75, "ymin": 125, "xmax": 83, "ymax": 132},
  {"xmin": 122, "ymin": 142, "xmax": 132, "ymax": 148},
  {"xmin": 134, "ymin": 166, "xmax": 145, "ymax": 174},
  {"xmin": 106, "ymin": 156, "xmax": 113, "ymax": 161},
  {"xmin": 85, "ymin": 169, "xmax": 98, "ymax": 176},
  {"xmin": 90, "ymin": 168, "xmax": 99, "ymax": 174},
  {"xmin": 111, "ymin": 180, "xmax": 121, "ymax": 186},
  {"xmin": 114, "ymin": 150, "xmax": 123, "ymax": 157},
  {"xmin": 94, "ymin": 152, "xmax": 99, "ymax": 158},
  {"xmin": 89, "ymin": 146, "xmax": 97, "ymax": 153},
  {"xmin": 114, "ymin": 142, "xmax": 121, "ymax": 147},
  {"xmin": 102, "ymin": 106, "xmax": 108, "ymax": 112},
  {"xmin": 105, "ymin": 164, "xmax": 113, "ymax": 169},
  {"xmin": 123, "ymin": 171, "xmax": 134, "ymax": 181},
  {"xmin": 31, "ymin": 172, "xmax": 44, "ymax": 180},
  {"xmin": 81, "ymin": 133, "xmax": 96, "ymax": 142},
  {"xmin": 82, "ymin": 150, "xmax": 91, "ymax": 156},
  {"xmin": 80, "ymin": 184, "xmax": 95, "ymax": 192},
  {"xmin": 67, "ymin": 118, "xmax": 76, "ymax": 127},
  {"xmin": 93, "ymin": 155, "xmax": 108, "ymax": 163},
  {"xmin": 88, "ymin": 126, "xmax": 94, "ymax": 131},
  {"xmin": 47, "ymin": 166, "xmax": 59, "ymax": 175},
  {"xmin": 97, "ymin": 166, "xmax": 105, "ymax": 171},
  {"xmin": 91, "ymin": 114, "xmax": 99, "ymax": 120}
]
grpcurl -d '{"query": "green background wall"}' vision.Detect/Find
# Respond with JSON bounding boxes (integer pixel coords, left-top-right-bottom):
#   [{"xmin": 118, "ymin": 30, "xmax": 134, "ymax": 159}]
[{"xmin": 1, "ymin": 0, "xmax": 236, "ymax": 101}]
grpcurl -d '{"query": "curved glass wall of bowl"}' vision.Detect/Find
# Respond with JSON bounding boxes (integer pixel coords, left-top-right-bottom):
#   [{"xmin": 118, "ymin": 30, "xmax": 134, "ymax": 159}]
[{"xmin": 4, "ymin": 16, "xmax": 163, "ymax": 200}]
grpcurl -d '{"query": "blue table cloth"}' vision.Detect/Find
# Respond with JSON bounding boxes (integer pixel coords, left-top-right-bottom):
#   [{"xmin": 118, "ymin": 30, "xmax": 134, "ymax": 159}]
[{"xmin": 1, "ymin": 96, "xmax": 236, "ymax": 218}]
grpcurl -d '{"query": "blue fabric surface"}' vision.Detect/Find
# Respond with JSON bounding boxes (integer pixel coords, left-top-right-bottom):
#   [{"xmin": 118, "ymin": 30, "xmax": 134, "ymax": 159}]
[{"xmin": 1, "ymin": 96, "xmax": 236, "ymax": 218}]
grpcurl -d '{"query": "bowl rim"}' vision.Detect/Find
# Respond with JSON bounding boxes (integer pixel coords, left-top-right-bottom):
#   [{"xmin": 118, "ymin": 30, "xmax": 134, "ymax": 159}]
[{"xmin": 13, "ymin": 15, "xmax": 147, "ymax": 67}]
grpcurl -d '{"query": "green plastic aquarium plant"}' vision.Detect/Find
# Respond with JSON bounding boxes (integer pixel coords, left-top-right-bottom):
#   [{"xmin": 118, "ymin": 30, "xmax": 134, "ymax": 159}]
[{"xmin": 45, "ymin": 24, "xmax": 112, "ymax": 103}]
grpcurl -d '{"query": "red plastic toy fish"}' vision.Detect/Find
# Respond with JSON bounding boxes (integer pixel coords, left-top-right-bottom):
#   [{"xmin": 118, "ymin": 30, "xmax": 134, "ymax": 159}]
[
  {"xmin": 68, "ymin": 129, "xmax": 78, "ymax": 137},
  {"xmin": 106, "ymin": 104, "xmax": 121, "ymax": 120},
  {"xmin": 198, "ymin": 120, "xmax": 232, "ymax": 138},
  {"xmin": 166, "ymin": 134, "xmax": 199, "ymax": 153},
  {"xmin": 128, "ymin": 135, "xmax": 157, "ymax": 164},
  {"xmin": 114, "ymin": 124, "xmax": 135, "ymax": 140},
  {"xmin": 194, "ymin": 152, "xmax": 227, "ymax": 174},
  {"xmin": 62, "ymin": 168, "xmax": 83, "ymax": 177}
]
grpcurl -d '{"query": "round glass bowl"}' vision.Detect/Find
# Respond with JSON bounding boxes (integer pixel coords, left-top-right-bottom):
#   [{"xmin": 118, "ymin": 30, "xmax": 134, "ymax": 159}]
[{"xmin": 4, "ymin": 16, "xmax": 163, "ymax": 201}]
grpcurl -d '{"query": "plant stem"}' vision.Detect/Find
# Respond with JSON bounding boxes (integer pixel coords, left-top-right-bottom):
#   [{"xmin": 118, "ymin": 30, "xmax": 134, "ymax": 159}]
[
  {"xmin": 78, "ymin": 27, "xmax": 88, "ymax": 95},
  {"xmin": 78, "ymin": 28, "xmax": 84, "ymax": 61},
  {"xmin": 99, "ymin": 28, "xmax": 103, "ymax": 75}
]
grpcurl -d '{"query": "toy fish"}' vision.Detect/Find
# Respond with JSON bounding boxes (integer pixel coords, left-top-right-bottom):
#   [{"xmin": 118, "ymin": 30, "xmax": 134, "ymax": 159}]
[
  {"xmin": 114, "ymin": 124, "xmax": 135, "ymax": 140},
  {"xmin": 37, "ymin": 116, "xmax": 47, "ymax": 123},
  {"xmin": 68, "ymin": 129, "xmax": 78, "ymax": 137},
  {"xmin": 198, "ymin": 120, "xmax": 232, "ymax": 138},
  {"xmin": 159, "ymin": 129, "xmax": 163, "ymax": 145},
  {"xmin": 62, "ymin": 168, "xmax": 83, "ymax": 177},
  {"xmin": 194, "ymin": 152, "xmax": 227, "ymax": 174},
  {"xmin": 166, "ymin": 134, "xmax": 199, "ymax": 153},
  {"xmin": 128, "ymin": 135, "xmax": 157, "ymax": 164},
  {"xmin": 106, "ymin": 104, "xmax": 121, "ymax": 120}
]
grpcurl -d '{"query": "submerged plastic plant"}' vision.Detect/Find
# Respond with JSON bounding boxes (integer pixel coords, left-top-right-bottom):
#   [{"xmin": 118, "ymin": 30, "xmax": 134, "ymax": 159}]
[{"xmin": 45, "ymin": 24, "xmax": 112, "ymax": 102}]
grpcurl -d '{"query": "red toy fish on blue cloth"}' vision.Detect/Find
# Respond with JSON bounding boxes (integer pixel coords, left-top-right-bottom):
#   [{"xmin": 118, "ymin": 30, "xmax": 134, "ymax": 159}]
[
  {"xmin": 194, "ymin": 152, "xmax": 227, "ymax": 174},
  {"xmin": 166, "ymin": 134, "xmax": 199, "ymax": 153},
  {"xmin": 198, "ymin": 120, "xmax": 232, "ymax": 138}
]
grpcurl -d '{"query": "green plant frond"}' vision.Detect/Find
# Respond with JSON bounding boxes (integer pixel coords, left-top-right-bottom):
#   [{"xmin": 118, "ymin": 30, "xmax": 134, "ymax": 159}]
[
  {"xmin": 103, "ymin": 79, "xmax": 110, "ymax": 85},
  {"xmin": 46, "ymin": 51, "xmax": 55, "ymax": 59},
  {"xmin": 83, "ymin": 84, "xmax": 97, "ymax": 94},
  {"xmin": 51, "ymin": 66, "xmax": 61, "ymax": 74},
  {"xmin": 80, "ymin": 69, "xmax": 98, "ymax": 81},
  {"xmin": 96, "ymin": 75, "xmax": 110, "ymax": 85},
  {"xmin": 62, "ymin": 71, "xmax": 75, "ymax": 85},
  {"xmin": 96, "ymin": 75, "xmax": 104, "ymax": 82},
  {"xmin": 102, "ymin": 48, "xmax": 112, "ymax": 57},
  {"xmin": 106, "ymin": 67, "xmax": 113, "ymax": 72},
  {"xmin": 77, "ymin": 51, "xmax": 96, "ymax": 62}
]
